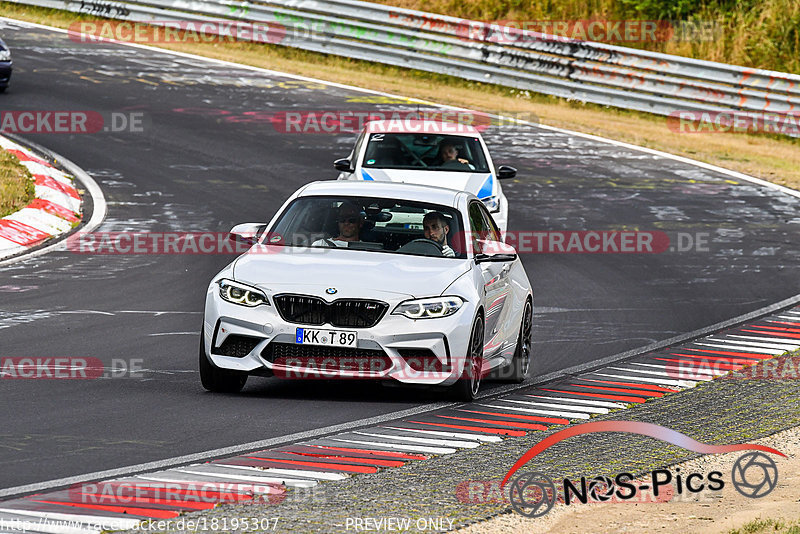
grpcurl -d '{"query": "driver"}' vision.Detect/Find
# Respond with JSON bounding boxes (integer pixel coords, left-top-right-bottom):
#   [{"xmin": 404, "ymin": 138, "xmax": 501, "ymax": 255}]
[
  {"xmin": 437, "ymin": 143, "xmax": 471, "ymax": 170},
  {"xmin": 312, "ymin": 202, "xmax": 364, "ymax": 247},
  {"xmin": 423, "ymin": 211, "xmax": 455, "ymax": 257}
]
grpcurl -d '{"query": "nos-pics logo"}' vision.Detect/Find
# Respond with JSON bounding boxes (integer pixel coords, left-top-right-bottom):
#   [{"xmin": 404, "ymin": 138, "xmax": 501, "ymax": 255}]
[{"xmin": 501, "ymin": 421, "xmax": 782, "ymax": 518}]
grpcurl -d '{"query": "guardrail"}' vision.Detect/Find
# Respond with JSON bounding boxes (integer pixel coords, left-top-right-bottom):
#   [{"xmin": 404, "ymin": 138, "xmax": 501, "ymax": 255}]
[{"xmin": 7, "ymin": 0, "xmax": 800, "ymax": 134}]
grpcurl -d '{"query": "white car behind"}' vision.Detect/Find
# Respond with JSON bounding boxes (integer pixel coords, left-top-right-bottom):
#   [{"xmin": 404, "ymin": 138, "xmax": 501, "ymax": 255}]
[{"xmin": 334, "ymin": 120, "xmax": 517, "ymax": 234}]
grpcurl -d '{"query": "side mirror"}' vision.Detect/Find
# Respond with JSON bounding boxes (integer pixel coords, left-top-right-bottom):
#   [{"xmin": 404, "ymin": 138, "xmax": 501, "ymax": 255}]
[
  {"xmin": 475, "ymin": 240, "xmax": 517, "ymax": 263},
  {"xmin": 334, "ymin": 158, "xmax": 354, "ymax": 172},
  {"xmin": 497, "ymin": 165, "xmax": 517, "ymax": 179},
  {"xmin": 228, "ymin": 223, "xmax": 266, "ymax": 245}
]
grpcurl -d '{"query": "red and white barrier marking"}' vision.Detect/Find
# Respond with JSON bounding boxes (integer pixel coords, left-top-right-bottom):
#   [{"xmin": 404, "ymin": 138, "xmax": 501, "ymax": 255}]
[{"xmin": 0, "ymin": 136, "xmax": 81, "ymax": 258}]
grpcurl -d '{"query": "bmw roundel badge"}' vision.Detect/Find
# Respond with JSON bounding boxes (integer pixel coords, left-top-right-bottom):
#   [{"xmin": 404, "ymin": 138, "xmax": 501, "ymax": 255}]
[{"xmin": 326, "ymin": 288, "xmax": 337, "ymax": 295}]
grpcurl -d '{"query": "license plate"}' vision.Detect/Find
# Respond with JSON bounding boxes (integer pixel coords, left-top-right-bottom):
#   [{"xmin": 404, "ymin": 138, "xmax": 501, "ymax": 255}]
[{"xmin": 295, "ymin": 328, "xmax": 357, "ymax": 347}]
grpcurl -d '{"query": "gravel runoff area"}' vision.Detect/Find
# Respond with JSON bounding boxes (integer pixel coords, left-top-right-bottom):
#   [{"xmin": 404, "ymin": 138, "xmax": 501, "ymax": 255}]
[{"xmin": 121, "ymin": 353, "xmax": 800, "ymax": 533}]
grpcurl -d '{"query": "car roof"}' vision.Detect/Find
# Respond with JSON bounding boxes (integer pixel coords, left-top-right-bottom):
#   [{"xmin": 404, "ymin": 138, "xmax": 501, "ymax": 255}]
[
  {"xmin": 297, "ymin": 180, "xmax": 470, "ymax": 207},
  {"xmin": 364, "ymin": 120, "xmax": 481, "ymax": 136}
]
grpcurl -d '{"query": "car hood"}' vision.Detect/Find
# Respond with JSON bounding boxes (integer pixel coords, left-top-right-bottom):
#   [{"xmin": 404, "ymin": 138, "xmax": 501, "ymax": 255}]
[
  {"xmin": 358, "ymin": 168, "xmax": 496, "ymax": 199},
  {"xmin": 232, "ymin": 246, "xmax": 472, "ymax": 300}
]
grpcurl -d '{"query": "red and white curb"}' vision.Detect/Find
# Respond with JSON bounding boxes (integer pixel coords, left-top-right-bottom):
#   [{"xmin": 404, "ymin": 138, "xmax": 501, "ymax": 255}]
[
  {"xmin": 0, "ymin": 305, "xmax": 797, "ymax": 533},
  {"xmin": 0, "ymin": 136, "xmax": 81, "ymax": 260}
]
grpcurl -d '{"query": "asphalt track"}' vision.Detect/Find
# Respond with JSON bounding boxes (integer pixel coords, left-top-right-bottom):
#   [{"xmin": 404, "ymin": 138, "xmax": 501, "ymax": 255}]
[{"xmin": 0, "ymin": 19, "xmax": 798, "ymax": 490}]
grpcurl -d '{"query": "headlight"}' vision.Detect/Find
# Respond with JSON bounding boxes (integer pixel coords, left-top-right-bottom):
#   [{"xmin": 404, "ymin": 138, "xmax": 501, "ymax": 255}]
[
  {"xmin": 0, "ymin": 50, "xmax": 10, "ymax": 61},
  {"xmin": 218, "ymin": 279, "xmax": 269, "ymax": 307},
  {"xmin": 393, "ymin": 296, "xmax": 464, "ymax": 319},
  {"xmin": 482, "ymin": 196, "xmax": 500, "ymax": 213}
]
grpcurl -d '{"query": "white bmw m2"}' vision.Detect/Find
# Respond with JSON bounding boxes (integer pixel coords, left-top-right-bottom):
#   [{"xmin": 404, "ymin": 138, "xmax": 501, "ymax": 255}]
[{"xmin": 201, "ymin": 181, "xmax": 532, "ymax": 400}]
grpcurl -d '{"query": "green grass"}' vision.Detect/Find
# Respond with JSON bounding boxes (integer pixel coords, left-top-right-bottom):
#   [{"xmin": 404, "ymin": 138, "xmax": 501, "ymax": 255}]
[{"xmin": 0, "ymin": 149, "xmax": 34, "ymax": 218}]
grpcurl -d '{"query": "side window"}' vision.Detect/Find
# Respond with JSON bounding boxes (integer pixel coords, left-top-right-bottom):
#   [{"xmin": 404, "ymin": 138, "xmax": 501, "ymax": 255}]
[
  {"xmin": 468, "ymin": 201, "xmax": 489, "ymax": 254},
  {"xmin": 351, "ymin": 131, "xmax": 366, "ymax": 162},
  {"xmin": 477, "ymin": 203, "xmax": 502, "ymax": 242}
]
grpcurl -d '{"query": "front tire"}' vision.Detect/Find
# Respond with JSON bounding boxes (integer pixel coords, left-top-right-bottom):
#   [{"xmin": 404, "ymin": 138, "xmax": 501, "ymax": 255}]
[
  {"xmin": 502, "ymin": 299, "xmax": 533, "ymax": 383},
  {"xmin": 451, "ymin": 317, "xmax": 484, "ymax": 401},
  {"xmin": 199, "ymin": 334, "xmax": 248, "ymax": 393}
]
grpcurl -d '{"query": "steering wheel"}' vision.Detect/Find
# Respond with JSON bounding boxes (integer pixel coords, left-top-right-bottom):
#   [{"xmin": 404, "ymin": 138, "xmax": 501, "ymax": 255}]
[{"xmin": 398, "ymin": 238, "xmax": 444, "ymax": 256}]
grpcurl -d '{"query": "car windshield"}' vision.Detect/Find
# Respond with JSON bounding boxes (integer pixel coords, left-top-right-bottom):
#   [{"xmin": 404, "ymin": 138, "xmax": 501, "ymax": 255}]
[
  {"xmin": 265, "ymin": 196, "xmax": 467, "ymax": 259},
  {"xmin": 361, "ymin": 133, "xmax": 490, "ymax": 173}
]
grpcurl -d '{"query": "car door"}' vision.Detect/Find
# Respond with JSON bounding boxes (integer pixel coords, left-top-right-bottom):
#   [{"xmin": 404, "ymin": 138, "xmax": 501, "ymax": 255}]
[{"xmin": 469, "ymin": 201, "xmax": 512, "ymax": 362}]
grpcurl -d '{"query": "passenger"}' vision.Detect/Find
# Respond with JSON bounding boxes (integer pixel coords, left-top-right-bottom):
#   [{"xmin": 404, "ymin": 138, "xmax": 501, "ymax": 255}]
[
  {"xmin": 312, "ymin": 202, "xmax": 364, "ymax": 247},
  {"xmin": 423, "ymin": 211, "xmax": 456, "ymax": 257}
]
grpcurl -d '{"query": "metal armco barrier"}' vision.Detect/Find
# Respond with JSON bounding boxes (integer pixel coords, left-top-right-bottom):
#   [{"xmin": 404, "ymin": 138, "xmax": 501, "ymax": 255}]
[{"xmin": 7, "ymin": 0, "xmax": 800, "ymax": 134}]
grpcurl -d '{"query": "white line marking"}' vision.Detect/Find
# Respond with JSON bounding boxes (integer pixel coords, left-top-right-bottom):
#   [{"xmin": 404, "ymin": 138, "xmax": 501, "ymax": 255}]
[
  {"xmin": 173, "ymin": 468, "xmax": 317, "ymax": 488},
  {"xmin": 383, "ymin": 426, "xmax": 501, "ymax": 443},
  {"xmin": 739, "ymin": 333, "xmax": 800, "ymax": 343},
  {"xmin": 148, "ymin": 332, "xmax": 198, "ymax": 336},
  {"xmin": 353, "ymin": 431, "xmax": 479, "ymax": 448},
  {"xmin": 499, "ymin": 398, "xmax": 606, "ymax": 414},
  {"xmin": 328, "ymin": 438, "xmax": 455, "ymax": 455},
  {"xmin": 594, "ymin": 372, "xmax": 695, "ymax": 388},
  {"xmin": 609, "ymin": 366, "xmax": 711, "ymax": 381},
  {"xmin": 525, "ymin": 394, "xmax": 627, "ymax": 409},
  {"xmin": 692, "ymin": 342, "xmax": 784, "ymax": 355},
  {"xmin": 210, "ymin": 463, "xmax": 348, "ymax": 481},
  {"xmin": 479, "ymin": 403, "xmax": 590, "ymax": 419},
  {"xmin": 698, "ymin": 339, "xmax": 786, "ymax": 356},
  {"xmin": 131, "ymin": 474, "xmax": 282, "ymax": 493},
  {"xmin": 727, "ymin": 335, "xmax": 800, "ymax": 349},
  {"xmin": 631, "ymin": 362, "xmax": 723, "ymax": 377}
]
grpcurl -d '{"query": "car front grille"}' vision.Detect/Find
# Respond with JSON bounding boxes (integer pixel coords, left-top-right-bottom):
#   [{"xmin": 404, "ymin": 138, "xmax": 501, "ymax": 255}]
[
  {"xmin": 273, "ymin": 294, "xmax": 389, "ymax": 328},
  {"xmin": 261, "ymin": 342, "xmax": 392, "ymax": 373}
]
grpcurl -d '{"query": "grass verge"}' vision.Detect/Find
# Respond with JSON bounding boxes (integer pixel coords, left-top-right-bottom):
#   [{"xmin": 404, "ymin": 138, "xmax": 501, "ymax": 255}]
[
  {"xmin": 1, "ymin": 3, "xmax": 799, "ymax": 194},
  {"xmin": 0, "ymin": 147, "xmax": 34, "ymax": 218},
  {"xmin": 729, "ymin": 518, "xmax": 800, "ymax": 534}
]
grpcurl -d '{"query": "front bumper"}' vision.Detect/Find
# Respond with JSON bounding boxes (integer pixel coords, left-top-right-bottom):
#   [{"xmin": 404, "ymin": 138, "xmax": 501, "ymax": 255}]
[{"xmin": 203, "ymin": 286, "xmax": 475, "ymax": 386}]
